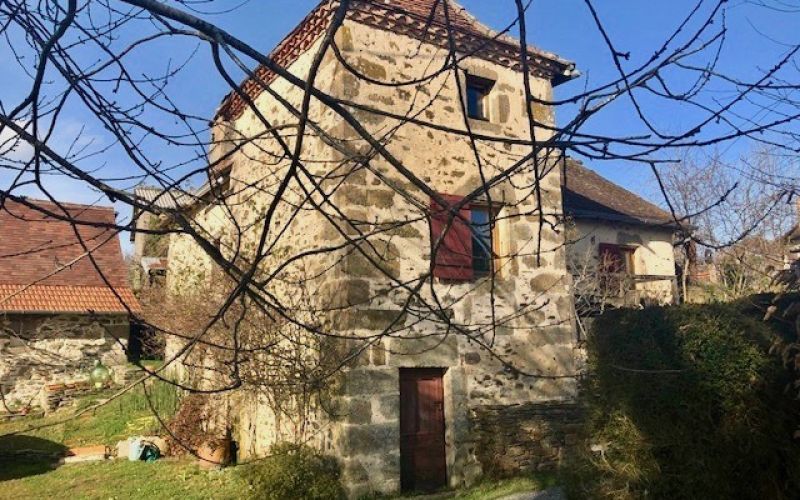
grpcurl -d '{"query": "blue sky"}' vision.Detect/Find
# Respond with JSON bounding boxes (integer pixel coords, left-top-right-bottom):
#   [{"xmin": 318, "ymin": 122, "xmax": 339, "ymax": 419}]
[{"xmin": 1, "ymin": 0, "xmax": 798, "ymax": 252}]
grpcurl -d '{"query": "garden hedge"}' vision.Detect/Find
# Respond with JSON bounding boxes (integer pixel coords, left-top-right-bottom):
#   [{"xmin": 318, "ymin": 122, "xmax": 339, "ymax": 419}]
[{"xmin": 566, "ymin": 296, "xmax": 800, "ymax": 499}]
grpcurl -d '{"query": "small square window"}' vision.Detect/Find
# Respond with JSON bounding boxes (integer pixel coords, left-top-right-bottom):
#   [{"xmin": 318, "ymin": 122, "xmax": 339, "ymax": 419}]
[
  {"xmin": 466, "ymin": 75, "xmax": 494, "ymax": 121},
  {"xmin": 598, "ymin": 243, "xmax": 636, "ymax": 297}
]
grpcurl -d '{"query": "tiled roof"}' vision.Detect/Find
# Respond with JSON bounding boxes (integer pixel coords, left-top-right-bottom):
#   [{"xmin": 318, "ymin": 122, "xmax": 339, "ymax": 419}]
[
  {"xmin": 562, "ymin": 159, "xmax": 680, "ymax": 229},
  {"xmin": 218, "ymin": 0, "xmax": 576, "ymax": 121},
  {"xmin": 0, "ymin": 284, "xmax": 140, "ymax": 314},
  {"xmin": 347, "ymin": 0, "xmax": 575, "ymax": 79},
  {"xmin": 0, "ymin": 198, "xmax": 140, "ymax": 314},
  {"xmin": 133, "ymin": 186, "xmax": 190, "ymax": 210}
]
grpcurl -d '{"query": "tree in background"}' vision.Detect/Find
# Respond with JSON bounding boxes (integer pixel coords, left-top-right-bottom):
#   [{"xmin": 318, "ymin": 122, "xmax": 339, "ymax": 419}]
[
  {"xmin": 1, "ymin": 0, "xmax": 799, "ymax": 457},
  {"xmin": 658, "ymin": 147, "xmax": 796, "ymax": 301}
]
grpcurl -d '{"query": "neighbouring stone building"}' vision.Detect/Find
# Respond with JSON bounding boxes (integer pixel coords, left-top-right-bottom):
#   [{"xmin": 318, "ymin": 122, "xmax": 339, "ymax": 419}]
[
  {"xmin": 129, "ymin": 186, "xmax": 189, "ymax": 291},
  {"xmin": 164, "ymin": 0, "xmax": 585, "ymax": 496},
  {"xmin": 562, "ymin": 158, "xmax": 680, "ymax": 308},
  {"xmin": 0, "ymin": 199, "xmax": 139, "ymax": 412}
]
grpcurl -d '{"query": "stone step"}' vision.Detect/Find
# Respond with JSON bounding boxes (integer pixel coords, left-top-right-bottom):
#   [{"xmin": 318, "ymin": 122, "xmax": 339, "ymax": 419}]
[
  {"xmin": 62, "ymin": 453, "xmax": 107, "ymax": 464},
  {"xmin": 61, "ymin": 444, "xmax": 110, "ymax": 464}
]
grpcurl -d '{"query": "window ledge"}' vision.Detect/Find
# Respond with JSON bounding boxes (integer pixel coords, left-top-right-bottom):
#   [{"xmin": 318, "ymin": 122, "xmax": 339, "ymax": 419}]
[
  {"xmin": 435, "ymin": 273, "xmax": 506, "ymax": 285},
  {"xmin": 467, "ymin": 117, "xmax": 503, "ymax": 135}
]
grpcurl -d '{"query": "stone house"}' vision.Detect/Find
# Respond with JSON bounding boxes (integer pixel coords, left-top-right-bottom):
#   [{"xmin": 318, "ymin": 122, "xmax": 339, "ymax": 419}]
[
  {"xmin": 129, "ymin": 186, "xmax": 189, "ymax": 290},
  {"xmin": 165, "ymin": 0, "xmax": 584, "ymax": 496},
  {"xmin": 562, "ymin": 159, "xmax": 680, "ymax": 307},
  {"xmin": 0, "ymin": 198, "xmax": 139, "ymax": 411}
]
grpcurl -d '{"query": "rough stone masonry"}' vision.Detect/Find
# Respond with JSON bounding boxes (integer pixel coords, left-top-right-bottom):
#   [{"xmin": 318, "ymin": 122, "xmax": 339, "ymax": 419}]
[
  {"xmin": 0, "ymin": 314, "xmax": 128, "ymax": 411},
  {"xmin": 165, "ymin": 1, "xmax": 583, "ymax": 497}
]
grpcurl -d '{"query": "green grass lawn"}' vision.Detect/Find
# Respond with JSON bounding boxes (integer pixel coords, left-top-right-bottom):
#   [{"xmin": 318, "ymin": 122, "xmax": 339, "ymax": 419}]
[
  {"xmin": 0, "ymin": 380, "xmax": 235, "ymax": 498},
  {"xmin": 0, "ymin": 458, "xmax": 556, "ymax": 500},
  {"xmin": 0, "ymin": 458, "xmax": 247, "ymax": 500},
  {"xmin": 449, "ymin": 475, "xmax": 559, "ymax": 499},
  {"xmin": 0, "ymin": 379, "xmax": 180, "ymax": 483},
  {"xmin": 0, "ymin": 379, "xmax": 179, "ymax": 453},
  {"xmin": 1, "ymin": 381, "xmax": 559, "ymax": 499},
  {"xmin": 391, "ymin": 474, "xmax": 559, "ymax": 500},
  {"xmin": 0, "ymin": 379, "xmax": 244, "ymax": 497}
]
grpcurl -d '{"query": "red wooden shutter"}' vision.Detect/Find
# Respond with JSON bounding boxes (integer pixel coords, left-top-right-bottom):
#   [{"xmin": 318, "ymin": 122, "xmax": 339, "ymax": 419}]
[
  {"xmin": 430, "ymin": 194, "xmax": 473, "ymax": 281},
  {"xmin": 599, "ymin": 244, "xmax": 625, "ymax": 274}
]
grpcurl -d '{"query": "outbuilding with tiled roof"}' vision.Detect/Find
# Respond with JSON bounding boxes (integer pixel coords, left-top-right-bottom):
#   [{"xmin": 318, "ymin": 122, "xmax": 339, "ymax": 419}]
[
  {"xmin": 561, "ymin": 159, "xmax": 681, "ymax": 307},
  {"xmin": 0, "ymin": 198, "xmax": 139, "ymax": 412}
]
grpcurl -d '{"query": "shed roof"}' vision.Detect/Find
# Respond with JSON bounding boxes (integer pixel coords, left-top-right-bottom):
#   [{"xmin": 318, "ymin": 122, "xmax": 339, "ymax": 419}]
[
  {"xmin": 218, "ymin": 0, "xmax": 577, "ymax": 121},
  {"xmin": 133, "ymin": 186, "xmax": 190, "ymax": 211},
  {"xmin": 0, "ymin": 198, "xmax": 139, "ymax": 314},
  {"xmin": 562, "ymin": 159, "xmax": 680, "ymax": 230}
]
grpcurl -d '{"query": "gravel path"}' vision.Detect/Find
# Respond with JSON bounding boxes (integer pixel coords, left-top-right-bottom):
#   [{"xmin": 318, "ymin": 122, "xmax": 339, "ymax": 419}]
[{"xmin": 498, "ymin": 487, "xmax": 566, "ymax": 500}]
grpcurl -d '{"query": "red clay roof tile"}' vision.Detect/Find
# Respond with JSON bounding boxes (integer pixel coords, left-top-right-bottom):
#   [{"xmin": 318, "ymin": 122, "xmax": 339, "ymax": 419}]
[
  {"xmin": 562, "ymin": 159, "xmax": 678, "ymax": 228},
  {"xmin": 218, "ymin": 0, "xmax": 575, "ymax": 121},
  {"xmin": 0, "ymin": 284, "xmax": 140, "ymax": 314},
  {"xmin": 0, "ymin": 198, "xmax": 140, "ymax": 314}
]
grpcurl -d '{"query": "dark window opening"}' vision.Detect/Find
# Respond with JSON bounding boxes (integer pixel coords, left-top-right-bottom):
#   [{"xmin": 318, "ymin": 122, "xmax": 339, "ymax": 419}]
[
  {"xmin": 466, "ymin": 75, "xmax": 494, "ymax": 121},
  {"xmin": 598, "ymin": 243, "xmax": 636, "ymax": 296},
  {"xmin": 212, "ymin": 175, "xmax": 231, "ymax": 200},
  {"xmin": 201, "ymin": 174, "xmax": 232, "ymax": 216},
  {"xmin": 599, "ymin": 243, "xmax": 635, "ymax": 275},
  {"xmin": 127, "ymin": 321, "xmax": 165, "ymax": 363},
  {"xmin": 471, "ymin": 207, "xmax": 494, "ymax": 275}
]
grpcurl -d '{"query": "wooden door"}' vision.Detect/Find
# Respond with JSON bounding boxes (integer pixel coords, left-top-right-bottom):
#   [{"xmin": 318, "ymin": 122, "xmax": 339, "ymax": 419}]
[{"xmin": 400, "ymin": 368, "xmax": 447, "ymax": 492}]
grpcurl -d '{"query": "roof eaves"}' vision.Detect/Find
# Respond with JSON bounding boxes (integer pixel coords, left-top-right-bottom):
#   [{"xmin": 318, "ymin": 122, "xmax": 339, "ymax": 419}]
[
  {"xmin": 567, "ymin": 209, "xmax": 684, "ymax": 230},
  {"xmin": 216, "ymin": 0, "xmax": 577, "ymax": 121},
  {"xmin": 2, "ymin": 309, "xmax": 132, "ymax": 316},
  {"xmin": 9, "ymin": 197, "xmax": 116, "ymax": 213}
]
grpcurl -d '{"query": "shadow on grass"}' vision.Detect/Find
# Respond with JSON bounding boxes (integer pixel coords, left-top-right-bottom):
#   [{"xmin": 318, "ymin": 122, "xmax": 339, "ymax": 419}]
[{"xmin": 0, "ymin": 435, "xmax": 68, "ymax": 481}]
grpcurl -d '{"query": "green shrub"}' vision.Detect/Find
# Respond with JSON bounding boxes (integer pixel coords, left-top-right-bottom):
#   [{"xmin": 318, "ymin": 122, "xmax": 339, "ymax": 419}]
[
  {"xmin": 565, "ymin": 299, "xmax": 800, "ymax": 500},
  {"xmin": 238, "ymin": 443, "xmax": 345, "ymax": 500}
]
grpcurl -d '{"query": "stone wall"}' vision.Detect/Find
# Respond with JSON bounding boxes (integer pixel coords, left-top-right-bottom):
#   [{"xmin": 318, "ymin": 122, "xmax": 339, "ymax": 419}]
[
  {"xmin": 165, "ymin": 27, "xmax": 347, "ymax": 460},
  {"xmin": 165, "ymin": 15, "xmax": 582, "ymax": 498},
  {"xmin": 320, "ymin": 20, "xmax": 580, "ymax": 497},
  {"xmin": 568, "ymin": 219, "xmax": 677, "ymax": 304},
  {"xmin": 42, "ymin": 380, "xmax": 95, "ymax": 412},
  {"xmin": 470, "ymin": 402, "xmax": 583, "ymax": 476},
  {"xmin": 0, "ymin": 313, "xmax": 128, "ymax": 411}
]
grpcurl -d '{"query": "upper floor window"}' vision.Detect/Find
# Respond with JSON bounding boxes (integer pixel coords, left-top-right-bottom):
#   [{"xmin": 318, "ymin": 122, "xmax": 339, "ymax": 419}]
[
  {"xmin": 471, "ymin": 206, "xmax": 495, "ymax": 275},
  {"xmin": 466, "ymin": 75, "xmax": 494, "ymax": 121},
  {"xmin": 211, "ymin": 175, "xmax": 231, "ymax": 200},
  {"xmin": 200, "ymin": 172, "xmax": 232, "ymax": 216},
  {"xmin": 430, "ymin": 194, "xmax": 498, "ymax": 281}
]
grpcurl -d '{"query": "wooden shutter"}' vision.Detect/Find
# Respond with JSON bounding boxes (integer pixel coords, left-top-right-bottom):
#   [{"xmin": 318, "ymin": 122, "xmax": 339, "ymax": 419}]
[
  {"xmin": 599, "ymin": 244, "xmax": 633, "ymax": 275},
  {"xmin": 430, "ymin": 194, "xmax": 473, "ymax": 281}
]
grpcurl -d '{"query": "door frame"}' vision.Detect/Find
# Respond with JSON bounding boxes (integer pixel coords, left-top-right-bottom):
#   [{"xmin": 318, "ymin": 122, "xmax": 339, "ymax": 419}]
[{"xmin": 399, "ymin": 367, "xmax": 448, "ymax": 492}]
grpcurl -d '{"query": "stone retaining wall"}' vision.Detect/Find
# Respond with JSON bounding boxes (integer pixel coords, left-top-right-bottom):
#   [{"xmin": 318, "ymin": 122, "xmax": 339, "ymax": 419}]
[
  {"xmin": 0, "ymin": 313, "xmax": 129, "ymax": 411},
  {"xmin": 470, "ymin": 401, "xmax": 583, "ymax": 475},
  {"xmin": 43, "ymin": 380, "xmax": 95, "ymax": 412}
]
